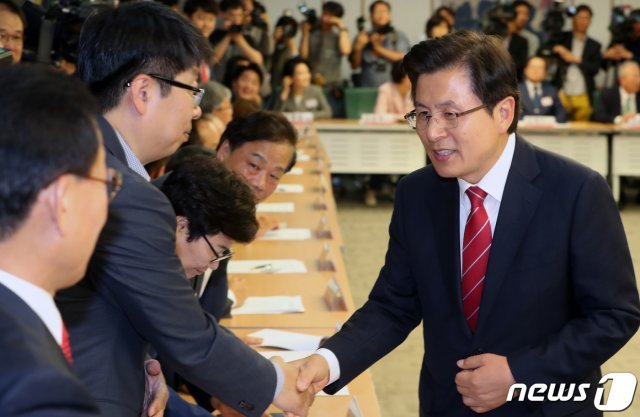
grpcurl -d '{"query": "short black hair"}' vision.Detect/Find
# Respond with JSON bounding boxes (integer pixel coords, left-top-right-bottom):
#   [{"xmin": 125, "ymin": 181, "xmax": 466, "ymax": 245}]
[
  {"xmin": 160, "ymin": 154, "xmax": 258, "ymax": 243},
  {"xmin": 512, "ymin": 1, "xmax": 532, "ymax": 13},
  {"xmin": 425, "ymin": 14, "xmax": 451, "ymax": 38},
  {"xmin": 390, "ymin": 60, "xmax": 406, "ymax": 83},
  {"xmin": 0, "ymin": 64, "xmax": 99, "ymax": 239},
  {"xmin": 435, "ymin": 6, "xmax": 455, "ymax": 19},
  {"xmin": 218, "ymin": 110, "xmax": 297, "ymax": 171},
  {"xmin": 403, "ymin": 30, "xmax": 519, "ymax": 133},
  {"xmin": 166, "ymin": 145, "xmax": 217, "ymax": 173},
  {"xmin": 322, "ymin": 1, "xmax": 344, "ymax": 18},
  {"xmin": 183, "ymin": 0, "xmax": 218, "ymax": 17},
  {"xmin": 220, "ymin": 0, "xmax": 243, "ymax": 12},
  {"xmin": 0, "ymin": 0, "xmax": 26, "ymax": 28},
  {"xmin": 575, "ymin": 4, "xmax": 593, "ymax": 17},
  {"xmin": 229, "ymin": 62, "xmax": 264, "ymax": 86},
  {"xmin": 369, "ymin": 0, "xmax": 390, "ymax": 15},
  {"xmin": 77, "ymin": 2, "xmax": 211, "ymax": 113},
  {"xmin": 282, "ymin": 56, "xmax": 310, "ymax": 78}
]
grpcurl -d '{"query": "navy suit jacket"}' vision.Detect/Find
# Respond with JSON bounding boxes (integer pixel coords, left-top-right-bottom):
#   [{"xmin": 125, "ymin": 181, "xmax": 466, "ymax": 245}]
[
  {"xmin": 591, "ymin": 87, "xmax": 640, "ymax": 123},
  {"xmin": 553, "ymin": 32, "xmax": 602, "ymax": 104},
  {"xmin": 0, "ymin": 284, "xmax": 100, "ymax": 417},
  {"xmin": 321, "ymin": 136, "xmax": 640, "ymax": 416},
  {"xmin": 56, "ymin": 117, "xmax": 276, "ymax": 417},
  {"xmin": 519, "ymin": 82, "xmax": 568, "ymax": 122}
]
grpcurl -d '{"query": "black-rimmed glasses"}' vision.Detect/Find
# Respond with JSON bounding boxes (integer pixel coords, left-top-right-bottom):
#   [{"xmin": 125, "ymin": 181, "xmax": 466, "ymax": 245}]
[
  {"xmin": 404, "ymin": 104, "xmax": 488, "ymax": 130},
  {"xmin": 81, "ymin": 167, "xmax": 123, "ymax": 200},
  {"xmin": 202, "ymin": 235, "xmax": 234, "ymax": 265},
  {"xmin": 146, "ymin": 74, "xmax": 205, "ymax": 106}
]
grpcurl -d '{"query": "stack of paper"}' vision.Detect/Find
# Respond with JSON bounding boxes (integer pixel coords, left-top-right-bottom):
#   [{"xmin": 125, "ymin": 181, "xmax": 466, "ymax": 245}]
[
  {"xmin": 256, "ymin": 202, "xmax": 295, "ymax": 213},
  {"xmin": 232, "ymin": 296, "xmax": 305, "ymax": 315},
  {"xmin": 259, "ymin": 228, "xmax": 312, "ymax": 241},
  {"xmin": 248, "ymin": 328, "xmax": 323, "ymax": 351},
  {"xmin": 288, "ymin": 167, "xmax": 304, "ymax": 175},
  {"xmin": 227, "ymin": 259, "xmax": 307, "ymax": 274},
  {"xmin": 276, "ymin": 184, "xmax": 304, "ymax": 193}
]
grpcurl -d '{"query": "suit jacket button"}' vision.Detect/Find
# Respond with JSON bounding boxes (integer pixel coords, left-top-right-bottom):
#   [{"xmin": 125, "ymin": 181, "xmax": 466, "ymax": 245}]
[{"xmin": 238, "ymin": 401, "xmax": 254, "ymax": 411}]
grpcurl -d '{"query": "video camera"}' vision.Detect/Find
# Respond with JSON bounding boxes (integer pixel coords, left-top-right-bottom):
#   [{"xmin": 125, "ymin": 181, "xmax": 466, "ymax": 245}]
[
  {"xmin": 539, "ymin": 0, "xmax": 576, "ymax": 52},
  {"xmin": 22, "ymin": 0, "xmax": 114, "ymax": 66},
  {"xmin": 250, "ymin": 1, "xmax": 267, "ymax": 30},
  {"xmin": 609, "ymin": 5, "xmax": 640, "ymax": 45},
  {"xmin": 482, "ymin": 4, "xmax": 515, "ymax": 37},
  {"xmin": 298, "ymin": 2, "xmax": 317, "ymax": 26}
]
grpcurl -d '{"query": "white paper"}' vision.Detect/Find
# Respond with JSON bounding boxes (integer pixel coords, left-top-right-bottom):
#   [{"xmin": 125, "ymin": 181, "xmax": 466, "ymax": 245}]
[
  {"xmin": 288, "ymin": 167, "xmax": 304, "ymax": 175},
  {"xmin": 297, "ymin": 152, "xmax": 311, "ymax": 161},
  {"xmin": 248, "ymin": 328, "xmax": 323, "ymax": 351},
  {"xmin": 259, "ymin": 228, "xmax": 312, "ymax": 241},
  {"xmin": 256, "ymin": 202, "xmax": 294, "ymax": 213},
  {"xmin": 227, "ymin": 259, "xmax": 308, "ymax": 274},
  {"xmin": 276, "ymin": 184, "xmax": 304, "ymax": 194},
  {"xmin": 231, "ymin": 296, "xmax": 305, "ymax": 315},
  {"xmin": 259, "ymin": 351, "xmax": 350, "ymax": 396}
]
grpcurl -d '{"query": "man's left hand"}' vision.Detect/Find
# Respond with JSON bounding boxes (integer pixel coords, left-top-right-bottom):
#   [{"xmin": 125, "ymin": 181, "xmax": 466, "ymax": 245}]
[
  {"xmin": 455, "ymin": 353, "xmax": 515, "ymax": 414},
  {"xmin": 142, "ymin": 359, "xmax": 168, "ymax": 417}
]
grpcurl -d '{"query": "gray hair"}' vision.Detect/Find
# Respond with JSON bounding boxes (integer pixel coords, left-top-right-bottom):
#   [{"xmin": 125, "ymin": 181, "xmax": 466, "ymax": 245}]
[{"xmin": 199, "ymin": 81, "xmax": 232, "ymax": 113}]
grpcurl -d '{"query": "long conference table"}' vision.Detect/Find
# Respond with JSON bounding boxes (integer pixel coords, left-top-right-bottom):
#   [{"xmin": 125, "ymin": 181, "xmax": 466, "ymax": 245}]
[
  {"xmin": 315, "ymin": 119, "xmax": 640, "ymax": 203},
  {"xmin": 217, "ymin": 127, "xmax": 381, "ymax": 417}
]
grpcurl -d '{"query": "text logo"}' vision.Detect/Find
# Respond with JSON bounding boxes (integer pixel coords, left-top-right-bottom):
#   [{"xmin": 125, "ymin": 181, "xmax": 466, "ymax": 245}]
[{"xmin": 506, "ymin": 372, "xmax": 637, "ymax": 412}]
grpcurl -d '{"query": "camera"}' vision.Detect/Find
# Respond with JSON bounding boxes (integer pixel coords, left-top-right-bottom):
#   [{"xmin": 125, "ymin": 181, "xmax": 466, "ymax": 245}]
[
  {"xmin": 374, "ymin": 24, "xmax": 394, "ymax": 35},
  {"xmin": 298, "ymin": 2, "xmax": 317, "ymax": 26},
  {"xmin": 229, "ymin": 24, "xmax": 243, "ymax": 33},
  {"xmin": 482, "ymin": 4, "xmax": 515, "ymax": 37},
  {"xmin": 356, "ymin": 16, "xmax": 366, "ymax": 32},
  {"xmin": 275, "ymin": 15, "xmax": 298, "ymax": 39},
  {"xmin": 609, "ymin": 6, "xmax": 640, "ymax": 45},
  {"xmin": 250, "ymin": 1, "xmax": 267, "ymax": 30}
]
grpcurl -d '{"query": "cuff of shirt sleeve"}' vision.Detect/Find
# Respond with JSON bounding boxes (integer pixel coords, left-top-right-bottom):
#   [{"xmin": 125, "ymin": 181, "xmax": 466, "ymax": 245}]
[
  {"xmin": 315, "ymin": 348, "xmax": 341, "ymax": 385},
  {"xmin": 272, "ymin": 361, "xmax": 284, "ymax": 401}
]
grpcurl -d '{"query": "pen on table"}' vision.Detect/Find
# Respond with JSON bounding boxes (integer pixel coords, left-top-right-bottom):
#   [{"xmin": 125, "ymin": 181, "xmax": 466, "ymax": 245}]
[{"xmin": 252, "ymin": 263, "xmax": 272, "ymax": 271}]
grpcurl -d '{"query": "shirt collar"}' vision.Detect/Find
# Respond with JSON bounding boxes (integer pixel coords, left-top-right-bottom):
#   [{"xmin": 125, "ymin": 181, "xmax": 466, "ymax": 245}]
[
  {"xmin": 0, "ymin": 269, "xmax": 63, "ymax": 345},
  {"xmin": 114, "ymin": 130, "xmax": 150, "ymax": 181},
  {"xmin": 457, "ymin": 133, "xmax": 516, "ymax": 204}
]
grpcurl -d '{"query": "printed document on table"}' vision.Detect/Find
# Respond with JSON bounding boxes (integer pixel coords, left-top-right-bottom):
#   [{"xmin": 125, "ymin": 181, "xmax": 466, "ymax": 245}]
[
  {"xmin": 232, "ymin": 296, "xmax": 305, "ymax": 315},
  {"xmin": 248, "ymin": 328, "xmax": 323, "ymax": 351},
  {"xmin": 256, "ymin": 202, "xmax": 295, "ymax": 213},
  {"xmin": 276, "ymin": 184, "xmax": 304, "ymax": 193},
  {"xmin": 227, "ymin": 259, "xmax": 307, "ymax": 274},
  {"xmin": 259, "ymin": 228, "xmax": 312, "ymax": 241}
]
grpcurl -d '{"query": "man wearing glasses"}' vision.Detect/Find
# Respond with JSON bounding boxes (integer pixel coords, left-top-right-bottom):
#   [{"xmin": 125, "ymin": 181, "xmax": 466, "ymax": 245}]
[
  {"xmin": 293, "ymin": 30, "xmax": 640, "ymax": 417},
  {"xmin": 55, "ymin": 3, "xmax": 314, "ymax": 417},
  {"xmin": 0, "ymin": 65, "xmax": 114, "ymax": 416},
  {"xmin": 0, "ymin": 0, "xmax": 24, "ymax": 64}
]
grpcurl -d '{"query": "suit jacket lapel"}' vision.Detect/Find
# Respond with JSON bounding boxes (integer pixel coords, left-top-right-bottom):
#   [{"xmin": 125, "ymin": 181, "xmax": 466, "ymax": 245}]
[
  {"xmin": 97, "ymin": 115, "xmax": 127, "ymax": 165},
  {"xmin": 476, "ymin": 137, "xmax": 542, "ymax": 333}
]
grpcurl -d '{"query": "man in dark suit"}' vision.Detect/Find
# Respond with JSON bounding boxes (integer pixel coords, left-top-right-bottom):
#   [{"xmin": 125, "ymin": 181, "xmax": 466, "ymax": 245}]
[
  {"xmin": 552, "ymin": 4, "xmax": 601, "ymax": 121},
  {"xmin": 54, "ymin": 3, "xmax": 313, "ymax": 417},
  {"xmin": 292, "ymin": 30, "xmax": 640, "ymax": 417},
  {"xmin": 0, "ymin": 65, "xmax": 106, "ymax": 417},
  {"xmin": 592, "ymin": 60, "xmax": 640, "ymax": 124},
  {"xmin": 519, "ymin": 56, "xmax": 568, "ymax": 122}
]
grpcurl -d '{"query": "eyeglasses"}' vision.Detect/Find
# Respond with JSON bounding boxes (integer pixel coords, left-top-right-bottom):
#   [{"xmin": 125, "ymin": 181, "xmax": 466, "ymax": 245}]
[
  {"xmin": 0, "ymin": 32, "xmax": 23, "ymax": 44},
  {"xmin": 147, "ymin": 74, "xmax": 205, "ymax": 106},
  {"xmin": 202, "ymin": 235, "xmax": 234, "ymax": 265},
  {"xmin": 404, "ymin": 104, "xmax": 487, "ymax": 130},
  {"xmin": 80, "ymin": 167, "xmax": 123, "ymax": 200}
]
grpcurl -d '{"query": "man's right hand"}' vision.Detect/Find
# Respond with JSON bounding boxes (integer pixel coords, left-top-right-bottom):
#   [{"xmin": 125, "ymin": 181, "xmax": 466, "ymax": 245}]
[
  {"xmin": 291, "ymin": 354, "xmax": 330, "ymax": 394},
  {"xmin": 271, "ymin": 356, "xmax": 315, "ymax": 417}
]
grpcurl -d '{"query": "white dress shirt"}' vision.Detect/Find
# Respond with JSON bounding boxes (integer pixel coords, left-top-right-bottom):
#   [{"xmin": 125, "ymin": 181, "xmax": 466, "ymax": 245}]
[
  {"xmin": 317, "ymin": 133, "xmax": 517, "ymax": 385},
  {"xmin": 614, "ymin": 88, "xmax": 637, "ymax": 124},
  {"xmin": 0, "ymin": 269, "xmax": 64, "ymax": 345}
]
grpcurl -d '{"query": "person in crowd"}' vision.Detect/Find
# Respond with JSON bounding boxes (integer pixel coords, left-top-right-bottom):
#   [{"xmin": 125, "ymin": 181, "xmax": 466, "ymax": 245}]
[
  {"xmin": 273, "ymin": 56, "xmax": 332, "ymax": 119},
  {"xmin": 229, "ymin": 61, "xmax": 264, "ymax": 107},
  {"xmin": 592, "ymin": 60, "xmax": 640, "ymax": 124},
  {"xmin": 425, "ymin": 14, "xmax": 451, "ymax": 40},
  {"xmin": 54, "ymin": 3, "xmax": 314, "ymax": 417},
  {"xmin": 183, "ymin": 0, "xmax": 219, "ymax": 83},
  {"xmin": 210, "ymin": 0, "xmax": 263, "ymax": 82},
  {"xmin": 291, "ymin": 30, "xmax": 640, "ymax": 417},
  {"xmin": 0, "ymin": 0, "xmax": 24, "ymax": 64},
  {"xmin": 193, "ymin": 80, "xmax": 233, "ymax": 149},
  {"xmin": 240, "ymin": 0, "xmax": 271, "ymax": 64},
  {"xmin": 374, "ymin": 60, "xmax": 412, "ymax": 117},
  {"xmin": 350, "ymin": 0, "xmax": 410, "ymax": 87},
  {"xmin": 511, "ymin": 0, "xmax": 540, "ymax": 57},
  {"xmin": 519, "ymin": 56, "xmax": 568, "ymax": 122},
  {"xmin": 270, "ymin": 14, "xmax": 298, "ymax": 91},
  {"xmin": 552, "ymin": 4, "xmax": 602, "ymax": 121},
  {"xmin": 435, "ymin": 5, "xmax": 455, "ymax": 28}
]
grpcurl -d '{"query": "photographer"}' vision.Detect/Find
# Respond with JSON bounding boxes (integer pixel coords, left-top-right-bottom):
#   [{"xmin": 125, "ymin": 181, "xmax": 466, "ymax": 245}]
[
  {"xmin": 299, "ymin": 1, "xmax": 350, "ymax": 88},
  {"xmin": 210, "ymin": 0, "xmax": 263, "ymax": 83},
  {"xmin": 240, "ymin": 0, "xmax": 271, "ymax": 65},
  {"xmin": 550, "ymin": 4, "xmax": 601, "ymax": 121},
  {"xmin": 602, "ymin": 9, "xmax": 640, "ymax": 86},
  {"xmin": 0, "ymin": 0, "xmax": 24, "ymax": 64},
  {"xmin": 350, "ymin": 0, "xmax": 409, "ymax": 87},
  {"xmin": 270, "ymin": 14, "xmax": 298, "ymax": 91}
]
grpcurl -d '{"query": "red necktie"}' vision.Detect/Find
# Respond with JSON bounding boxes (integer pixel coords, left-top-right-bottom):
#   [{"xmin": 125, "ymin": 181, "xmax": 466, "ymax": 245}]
[
  {"xmin": 61, "ymin": 323, "xmax": 73, "ymax": 364},
  {"xmin": 199, "ymin": 62, "xmax": 209, "ymax": 83},
  {"xmin": 462, "ymin": 186, "xmax": 492, "ymax": 332}
]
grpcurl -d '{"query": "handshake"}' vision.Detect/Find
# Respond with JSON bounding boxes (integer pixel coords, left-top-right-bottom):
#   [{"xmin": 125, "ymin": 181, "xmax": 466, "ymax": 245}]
[{"xmin": 270, "ymin": 354, "xmax": 332, "ymax": 417}]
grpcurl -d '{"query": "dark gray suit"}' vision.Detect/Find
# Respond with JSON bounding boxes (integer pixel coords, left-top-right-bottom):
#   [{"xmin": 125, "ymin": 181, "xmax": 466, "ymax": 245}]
[
  {"xmin": 0, "ymin": 283, "xmax": 101, "ymax": 417},
  {"xmin": 519, "ymin": 81, "xmax": 568, "ymax": 122},
  {"xmin": 322, "ymin": 136, "xmax": 640, "ymax": 416},
  {"xmin": 56, "ymin": 118, "xmax": 276, "ymax": 417}
]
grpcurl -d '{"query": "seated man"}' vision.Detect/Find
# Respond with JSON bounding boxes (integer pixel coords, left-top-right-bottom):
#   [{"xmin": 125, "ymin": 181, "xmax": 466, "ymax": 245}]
[
  {"xmin": 0, "ymin": 65, "xmax": 106, "ymax": 417},
  {"xmin": 592, "ymin": 60, "xmax": 640, "ymax": 124},
  {"xmin": 519, "ymin": 56, "xmax": 568, "ymax": 122}
]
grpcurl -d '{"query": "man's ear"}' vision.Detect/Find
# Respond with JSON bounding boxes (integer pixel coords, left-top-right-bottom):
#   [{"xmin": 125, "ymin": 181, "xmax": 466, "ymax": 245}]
[
  {"xmin": 176, "ymin": 215, "xmax": 189, "ymax": 232},
  {"xmin": 42, "ymin": 174, "xmax": 72, "ymax": 237},
  {"xmin": 128, "ymin": 74, "xmax": 154, "ymax": 116},
  {"xmin": 495, "ymin": 96, "xmax": 516, "ymax": 134},
  {"xmin": 216, "ymin": 139, "xmax": 231, "ymax": 162}
]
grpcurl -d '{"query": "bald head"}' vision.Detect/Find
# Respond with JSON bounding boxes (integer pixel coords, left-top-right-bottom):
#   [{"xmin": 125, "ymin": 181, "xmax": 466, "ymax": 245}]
[{"xmin": 619, "ymin": 61, "xmax": 640, "ymax": 95}]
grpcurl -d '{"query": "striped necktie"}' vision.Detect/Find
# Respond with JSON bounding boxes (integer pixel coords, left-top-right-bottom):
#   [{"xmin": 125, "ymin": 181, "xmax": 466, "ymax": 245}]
[{"xmin": 462, "ymin": 187, "xmax": 492, "ymax": 332}]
